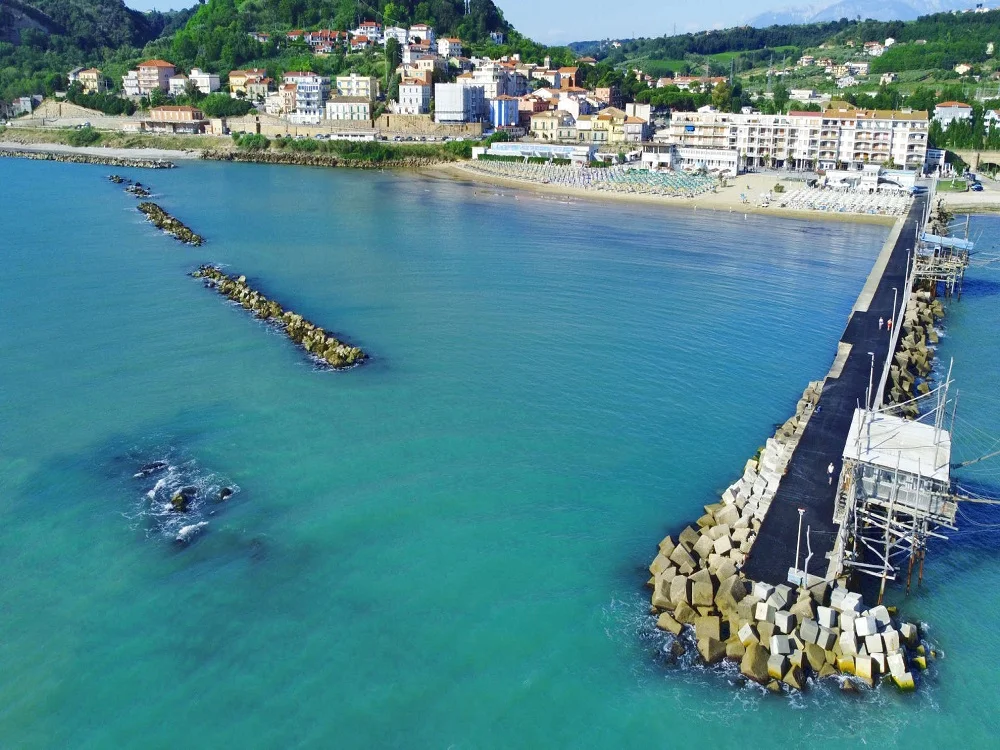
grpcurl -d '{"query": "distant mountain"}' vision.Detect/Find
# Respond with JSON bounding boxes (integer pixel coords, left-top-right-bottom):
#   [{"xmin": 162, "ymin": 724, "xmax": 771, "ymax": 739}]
[{"xmin": 748, "ymin": 0, "xmax": 974, "ymax": 27}]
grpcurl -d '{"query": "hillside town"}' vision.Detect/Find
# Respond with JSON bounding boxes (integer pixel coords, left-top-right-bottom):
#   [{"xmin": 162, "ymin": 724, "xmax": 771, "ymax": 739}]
[{"xmin": 9, "ymin": 16, "xmax": 1000, "ymax": 195}]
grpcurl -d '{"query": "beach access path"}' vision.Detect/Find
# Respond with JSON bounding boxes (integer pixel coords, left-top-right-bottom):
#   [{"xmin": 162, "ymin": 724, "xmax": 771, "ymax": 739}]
[{"xmin": 741, "ymin": 195, "xmax": 926, "ymax": 586}]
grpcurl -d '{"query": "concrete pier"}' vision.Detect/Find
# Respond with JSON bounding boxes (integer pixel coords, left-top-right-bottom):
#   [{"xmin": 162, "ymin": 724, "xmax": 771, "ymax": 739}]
[{"xmin": 742, "ymin": 196, "xmax": 926, "ymax": 586}]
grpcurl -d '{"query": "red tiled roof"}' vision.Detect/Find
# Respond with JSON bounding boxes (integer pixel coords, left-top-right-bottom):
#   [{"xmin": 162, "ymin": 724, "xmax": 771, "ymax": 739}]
[{"xmin": 140, "ymin": 59, "xmax": 174, "ymax": 68}]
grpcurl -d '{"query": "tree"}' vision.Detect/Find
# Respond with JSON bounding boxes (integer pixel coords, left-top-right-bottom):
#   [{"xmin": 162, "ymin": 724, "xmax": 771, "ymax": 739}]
[
  {"xmin": 772, "ymin": 83, "xmax": 790, "ymax": 114},
  {"xmin": 711, "ymin": 81, "xmax": 732, "ymax": 111}
]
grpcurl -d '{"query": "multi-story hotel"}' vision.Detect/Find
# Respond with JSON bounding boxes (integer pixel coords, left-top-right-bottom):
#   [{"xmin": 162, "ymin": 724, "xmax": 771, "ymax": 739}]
[{"xmin": 664, "ymin": 105, "xmax": 928, "ymax": 172}]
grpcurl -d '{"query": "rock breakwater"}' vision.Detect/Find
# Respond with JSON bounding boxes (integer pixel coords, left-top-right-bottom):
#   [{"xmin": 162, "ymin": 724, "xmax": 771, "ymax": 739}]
[
  {"xmin": 108, "ymin": 174, "xmax": 152, "ymax": 197},
  {"xmin": 192, "ymin": 265, "xmax": 367, "ymax": 369},
  {"xmin": 138, "ymin": 202, "xmax": 204, "ymax": 245},
  {"xmin": 0, "ymin": 148, "xmax": 174, "ymax": 169},
  {"xmin": 200, "ymin": 149, "xmax": 442, "ymax": 170},
  {"xmin": 647, "ymin": 381, "xmax": 930, "ymax": 693}
]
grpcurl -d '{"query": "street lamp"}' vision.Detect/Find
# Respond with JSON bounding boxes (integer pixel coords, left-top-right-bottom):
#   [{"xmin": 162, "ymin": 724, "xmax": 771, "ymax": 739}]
[
  {"xmin": 892, "ymin": 286, "xmax": 898, "ymax": 326},
  {"xmin": 867, "ymin": 350, "xmax": 876, "ymax": 410},
  {"xmin": 794, "ymin": 508, "xmax": 806, "ymax": 578}
]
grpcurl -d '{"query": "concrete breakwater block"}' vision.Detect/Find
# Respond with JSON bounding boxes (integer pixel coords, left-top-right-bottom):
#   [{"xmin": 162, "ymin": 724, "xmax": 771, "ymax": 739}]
[
  {"xmin": 774, "ymin": 611, "xmax": 795, "ymax": 635},
  {"xmin": 854, "ymin": 655, "xmax": 877, "ymax": 687},
  {"xmin": 738, "ymin": 623, "xmax": 759, "ymax": 647},
  {"xmin": 817, "ymin": 606, "xmax": 837, "ymax": 629},
  {"xmin": 755, "ymin": 602, "xmax": 776, "ymax": 623},
  {"xmin": 741, "ymin": 643, "xmax": 770, "ymax": 684},
  {"xmin": 656, "ymin": 611, "xmax": 683, "ymax": 635},
  {"xmin": 855, "ymin": 615, "xmax": 878, "ymax": 638},
  {"xmin": 770, "ymin": 634, "xmax": 792, "ymax": 656},
  {"xmin": 799, "ymin": 618, "xmax": 820, "ymax": 645},
  {"xmin": 767, "ymin": 654, "xmax": 790, "ymax": 680}
]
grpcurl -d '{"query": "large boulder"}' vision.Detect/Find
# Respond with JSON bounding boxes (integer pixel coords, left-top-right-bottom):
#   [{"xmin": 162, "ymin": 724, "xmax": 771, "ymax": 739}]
[
  {"xmin": 670, "ymin": 575, "xmax": 690, "ymax": 607},
  {"xmin": 697, "ymin": 637, "xmax": 727, "ymax": 665},
  {"xmin": 726, "ymin": 637, "xmax": 746, "ymax": 661},
  {"xmin": 649, "ymin": 553, "xmax": 672, "ymax": 576},
  {"xmin": 678, "ymin": 526, "xmax": 700, "ymax": 549},
  {"xmin": 768, "ymin": 653, "xmax": 790, "ymax": 680},
  {"xmin": 658, "ymin": 535, "xmax": 675, "ymax": 557},
  {"xmin": 740, "ymin": 643, "xmax": 770, "ymax": 684},
  {"xmin": 673, "ymin": 601, "xmax": 697, "ymax": 625},
  {"xmin": 694, "ymin": 615, "xmax": 722, "ymax": 642},
  {"xmin": 714, "ymin": 574, "xmax": 747, "ymax": 615},
  {"xmin": 804, "ymin": 643, "xmax": 828, "ymax": 672},
  {"xmin": 655, "ymin": 611, "xmax": 683, "ymax": 635},
  {"xmin": 783, "ymin": 665, "xmax": 806, "ymax": 691}
]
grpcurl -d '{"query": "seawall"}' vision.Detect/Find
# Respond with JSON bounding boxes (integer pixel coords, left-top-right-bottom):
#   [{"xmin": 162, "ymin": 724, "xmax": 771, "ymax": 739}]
[{"xmin": 645, "ymin": 199, "xmax": 934, "ymax": 693}]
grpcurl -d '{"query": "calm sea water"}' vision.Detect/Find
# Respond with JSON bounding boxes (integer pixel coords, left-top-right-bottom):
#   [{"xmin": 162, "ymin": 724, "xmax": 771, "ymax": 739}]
[{"xmin": 1, "ymin": 158, "xmax": 998, "ymax": 748}]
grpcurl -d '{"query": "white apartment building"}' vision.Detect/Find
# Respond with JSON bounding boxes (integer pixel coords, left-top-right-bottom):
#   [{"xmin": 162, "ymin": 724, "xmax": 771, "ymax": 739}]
[
  {"xmin": 665, "ymin": 107, "xmax": 928, "ymax": 172},
  {"xmin": 326, "ymin": 96, "xmax": 371, "ymax": 120},
  {"xmin": 933, "ymin": 101, "xmax": 973, "ymax": 127},
  {"xmin": 122, "ymin": 70, "xmax": 141, "ymax": 97},
  {"xmin": 438, "ymin": 37, "xmax": 462, "ymax": 57},
  {"xmin": 189, "ymin": 68, "xmax": 221, "ymax": 94},
  {"xmin": 336, "ymin": 73, "xmax": 380, "ymax": 100},
  {"xmin": 434, "ymin": 82, "xmax": 484, "ymax": 123},
  {"xmin": 384, "ymin": 26, "xmax": 408, "ymax": 45},
  {"xmin": 168, "ymin": 74, "xmax": 189, "ymax": 96},
  {"xmin": 397, "ymin": 79, "xmax": 431, "ymax": 114},
  {"xmin": 409, "ymin": 24, "xmax": 435, "ymax": 44},
  {"xmin": 283, "ymin": 72, "xmax": 330, "ymax": 121}
]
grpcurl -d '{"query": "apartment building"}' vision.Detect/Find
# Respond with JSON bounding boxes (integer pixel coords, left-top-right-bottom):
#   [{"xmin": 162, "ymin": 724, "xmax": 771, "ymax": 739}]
[
  {"xmin": 336, "ymin": 73, "xmax": 380, "ymax": 100},
  {"xmin": 665, "ymin": 106, "xmax": 928, "ymax": 172},
  {"xmin": 434, "ymin": 82, "xmax": 484, "ymax": 123},
  {"xmin": 136, "ymin": 60, "xmax": 175, "ymax": 94},
  {"xmin": 76, "ymin": 68, "xmax": 107, "ymax": 94},
  {"xmin": 326, "ymin": 96, "xmax": 371, "ymax": 121},
  {"xmin": 283, "ymin": 72, "xmax": 330, "ymax": 121},
  {"xmin": 397, "ymin": 79, "xmax": 431, "ymax": 114}
]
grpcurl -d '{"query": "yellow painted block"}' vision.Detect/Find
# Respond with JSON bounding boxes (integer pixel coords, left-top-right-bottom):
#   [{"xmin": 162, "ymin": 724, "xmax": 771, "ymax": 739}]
[{"xmin": 836, "ymin": 656, "xmax": 856, "ymax": 675}]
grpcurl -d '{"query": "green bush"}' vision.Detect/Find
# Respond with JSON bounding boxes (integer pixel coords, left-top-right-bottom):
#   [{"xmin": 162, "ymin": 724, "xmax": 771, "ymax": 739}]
[
  {"xmin": 233, "ymin": 133, "xmax": 270, "ymax": 151},
  {"xmin": 66, "ymin": 126, "xmax": 101, "ymax": 147},
  {"xmin": 199, "ymin": 93, "xmax": 253, "ymax": 118},
  {"xmin": 773, "ymin": 183, "xmax": 785, "ymax": 193}
]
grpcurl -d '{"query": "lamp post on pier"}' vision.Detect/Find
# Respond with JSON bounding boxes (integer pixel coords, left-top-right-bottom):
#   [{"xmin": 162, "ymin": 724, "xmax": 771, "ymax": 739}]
[
  {"xmin": 867, "ymin": 350, "xmax": 876, "ymax": 410},
  {"xmin": 794, "ymin": 507, "xmax": 806, "ymax": 580},
  {"xmin": 892, "ymin": 286, "xmax": 898, "ymax": 324}
]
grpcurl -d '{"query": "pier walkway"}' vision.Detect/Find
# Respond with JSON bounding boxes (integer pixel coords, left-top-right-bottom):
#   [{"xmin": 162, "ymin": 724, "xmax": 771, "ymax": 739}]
[{"xmin": 742, "ymin": 196, "xmax": 926, "ymax": 586}]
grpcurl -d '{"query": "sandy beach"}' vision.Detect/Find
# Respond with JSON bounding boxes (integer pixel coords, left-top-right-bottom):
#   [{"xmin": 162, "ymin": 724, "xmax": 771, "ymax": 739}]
[
  {"xmin": 0, "ymin": 141, "xmax": 201, "ymax": 161},
  {"xmin": 431, "ymin": 162, "xmax": 901, "ymax": 225}
]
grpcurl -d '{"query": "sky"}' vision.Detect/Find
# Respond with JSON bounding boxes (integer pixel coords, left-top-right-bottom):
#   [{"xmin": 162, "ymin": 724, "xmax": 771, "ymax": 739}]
[{"xmin": 123, "ymin": 0, "xmax": 806, "ymax": 46}]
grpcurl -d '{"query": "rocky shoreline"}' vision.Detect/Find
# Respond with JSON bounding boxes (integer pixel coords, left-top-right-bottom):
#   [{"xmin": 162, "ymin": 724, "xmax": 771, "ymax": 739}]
[
  {"xmin": 192, "ymin": 265, "xmax": 367, "ymax": 369},
  {"xmin": 137, "ymin": 202, "xmax": 204, "ymax": 245},
  {"xmin": 200, "ymin": 149, "xmax": 443, "ymax": 170},
  {"xmin": 0, "ymin": 147, "xmax": 175, "ymax": 169},
  {"xmin": 646, "ymin": 381, "xmax": 931, "ymax": 692}
]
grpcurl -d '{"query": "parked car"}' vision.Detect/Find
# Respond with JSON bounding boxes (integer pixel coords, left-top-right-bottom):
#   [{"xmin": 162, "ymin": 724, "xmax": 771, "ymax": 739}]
[{"xmin": 971, "ymin": 182, "xmax": 984, "ymax": 191}]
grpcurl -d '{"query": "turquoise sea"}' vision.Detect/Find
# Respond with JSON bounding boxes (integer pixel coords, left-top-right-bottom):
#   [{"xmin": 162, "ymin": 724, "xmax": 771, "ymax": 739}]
[{"xmin": 1, "ymin": 158, "xmax": 998, "ymax": 748}]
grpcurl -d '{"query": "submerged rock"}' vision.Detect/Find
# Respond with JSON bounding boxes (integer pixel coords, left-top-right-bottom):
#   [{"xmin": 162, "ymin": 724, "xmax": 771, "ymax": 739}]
[
  {"xmin": 175, "ymin": 521, "xmax": 208, "ymax": 544},
  {"xmin": 134, "ymin": 460, "xmax": 169, "ymax": 478},
  {"xmin": 170, "ymin": 486, "xmax": 198, "ymax": 512}
]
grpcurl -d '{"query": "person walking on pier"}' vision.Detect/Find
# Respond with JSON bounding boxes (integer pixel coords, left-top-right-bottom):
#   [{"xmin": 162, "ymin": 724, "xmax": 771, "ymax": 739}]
[
  {"xmin": 887, "ymin": 318, "xmax": 893, "ymax": 332},
  {"xmin": 879, "ymin": 316, "xmax": 885, "ymax": 330},
  {"xmin": 827, "ymin": 462, "xmax": 836, "ymax": 485}
]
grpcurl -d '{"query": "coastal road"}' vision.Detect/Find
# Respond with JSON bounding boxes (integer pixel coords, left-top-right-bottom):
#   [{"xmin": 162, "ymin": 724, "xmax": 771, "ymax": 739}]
[{"xmin": 742, "ymin": 196, "xmax": 926, "ymax": 586}]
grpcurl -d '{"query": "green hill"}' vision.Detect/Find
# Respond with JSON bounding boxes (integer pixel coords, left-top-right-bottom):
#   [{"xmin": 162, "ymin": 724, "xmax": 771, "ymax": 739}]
[{"xmin": 0, "ymin": 0, "xmax": 193, "ymax": 100}]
